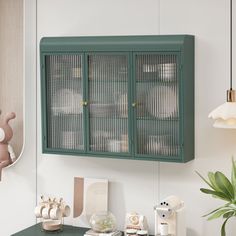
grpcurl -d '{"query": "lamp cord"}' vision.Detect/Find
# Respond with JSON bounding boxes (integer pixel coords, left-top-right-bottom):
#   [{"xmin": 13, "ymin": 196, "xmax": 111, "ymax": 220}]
[{"xmin": 230, "ymin": 0, "xmax": 233, "ymax": 89}]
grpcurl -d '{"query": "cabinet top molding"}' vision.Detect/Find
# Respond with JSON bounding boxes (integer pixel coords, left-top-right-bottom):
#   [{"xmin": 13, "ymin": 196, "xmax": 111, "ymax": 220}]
[{"xmin": 40, "ymin": 35, "xmax": 194, "ymax": 52}]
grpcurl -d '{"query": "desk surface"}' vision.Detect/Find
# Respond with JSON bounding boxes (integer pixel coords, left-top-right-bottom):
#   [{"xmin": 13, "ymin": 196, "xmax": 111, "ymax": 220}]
[{"xmin": 12, "ymin": 224, "xmax": 89, "ymax": 236}]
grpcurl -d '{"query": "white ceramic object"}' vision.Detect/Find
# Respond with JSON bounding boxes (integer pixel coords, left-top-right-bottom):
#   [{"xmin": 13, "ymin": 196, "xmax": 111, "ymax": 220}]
[
  {"xmin": 121, "ymin": 134, "xmax": 129, "ymax": 152},
  {"xmin": 143, "ymin": 64, "xmax": 159, "ymax": 73},
  {"xmin": 146, "ymin": 86, "xmax": 177, "ymax": 118},
  {"xmin": 34, "ymin": 205, "xmax": 45, "ymax": 218},
  {"xmin": 125, "ymin": 212, "xmax": 148, "ymax": 232},
  {"xmin": 126, "ymin": 229, "xmax": 137, "ymax": 234},
  {"xmin": 137, "ymin": 230, "xmax": 148, "ymax": 236},
  {"xmin": 72, "ymin": 67, "xmax": 81, "ymax": 78},
  {"xmin": 158, "ymin": 63, "xmax": 176, "ymax": 82},
  {"xmin": 108, "ymin": 140, "xmax": 122, "ymax": 152},
  {"xmin": 159, "ymin": 223, "xmax": 169, "ymax": 236},
  {"xmin": 91, "ymin": 131, "xmax": 111, "ymax": 151},
  {"xmin": 42, "ymin": 206, "xmax": 52, "ymax": 219},
  {"xmin": 50, "ymin": 207, "xmax": 62, "ymax": 220},
  {"xmin": 117, "ymin": 93, "xmax": 128, "ymax": 118},
  {"xmin": 52, "ymin": 89, "xmax": 83, "ymax": 115},
  {"xmin": 62, "ymin": 205, "xmax": 71, "ymax": 217},
  {"xmin": 0, "ymin": 128, "xmax": 5, "ymax": 142},
  {"xmin": 146, "ymin": 135, "xmax": 169, "ymax": 154}
]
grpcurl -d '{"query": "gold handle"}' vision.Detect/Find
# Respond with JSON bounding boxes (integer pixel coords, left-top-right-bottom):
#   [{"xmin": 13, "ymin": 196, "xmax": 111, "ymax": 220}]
[
  {"xmin": 81, "ymin": 101, "xmax": 88, "ymax": 106},
  {"xmin": 132, "ymin": 102, "xmax": 136, "ymax": 107}
]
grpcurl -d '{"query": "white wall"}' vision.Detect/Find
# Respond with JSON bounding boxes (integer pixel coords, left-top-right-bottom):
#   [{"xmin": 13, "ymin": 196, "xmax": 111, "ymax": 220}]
[
  {"xmin": 0, "ymin": 0, "xmax": 37, "ymax": 235},
  {"xmin": 35, "ymin": 0, "xmax": 236, "ymax": 236}
]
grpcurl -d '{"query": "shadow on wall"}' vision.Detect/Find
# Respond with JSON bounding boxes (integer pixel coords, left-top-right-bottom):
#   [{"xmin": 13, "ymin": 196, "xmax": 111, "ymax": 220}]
[
  {"xmin": 108, "ymin": 181, "xmax": 126, "ymax": 229},
  {"xmin": 187, "ymin": 228, "xmax": 198, "ymax": 236}
]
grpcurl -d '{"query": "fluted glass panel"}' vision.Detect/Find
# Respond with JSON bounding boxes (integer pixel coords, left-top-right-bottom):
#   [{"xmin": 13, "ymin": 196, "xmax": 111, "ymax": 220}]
[
  {"xmin": 45, "ymin": 54, "xmax": 84, "ymax": 150},
  {"xmin": 88, "ymin": 54, "xmax": 129, "ymax": 153},
  {"xmin": 135, "ymin": 54, "xmax": 179, "ymax": 157}
]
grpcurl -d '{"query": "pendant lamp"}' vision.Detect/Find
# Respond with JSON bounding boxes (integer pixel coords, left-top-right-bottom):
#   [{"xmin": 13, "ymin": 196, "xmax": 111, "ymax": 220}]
[{"xmin": 208, "ymin": 0, "xmax": 236, "ymax": 128}]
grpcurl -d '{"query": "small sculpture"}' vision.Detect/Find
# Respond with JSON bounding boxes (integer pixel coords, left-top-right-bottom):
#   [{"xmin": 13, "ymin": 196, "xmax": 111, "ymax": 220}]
[
  {"xmin": 0, "ymin": 112, "xmax": 16, "ymax": 181},
  {"xmin": 124, "ymin": 212, "xmax": 148, "ymax": 236}
]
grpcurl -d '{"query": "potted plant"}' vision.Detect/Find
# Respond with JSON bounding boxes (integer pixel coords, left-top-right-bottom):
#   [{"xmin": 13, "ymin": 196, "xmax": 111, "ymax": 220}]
[{"xmin": 197, "ymin": 159, "xmax": 236, "ymax": 236}]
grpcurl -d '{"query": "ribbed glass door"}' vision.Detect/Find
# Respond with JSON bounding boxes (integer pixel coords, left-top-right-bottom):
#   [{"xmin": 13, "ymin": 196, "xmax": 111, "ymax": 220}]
[
  {"xmin": 45, "ymin": 54, "xmax": 85, "ymax": 151},
  {"xmin": 88, "ymin": 54, "xmax": 130, "ymax": 155},
  {"xmin": 134, "ymin": 53, "xmax": 180, "ymax": 158}
]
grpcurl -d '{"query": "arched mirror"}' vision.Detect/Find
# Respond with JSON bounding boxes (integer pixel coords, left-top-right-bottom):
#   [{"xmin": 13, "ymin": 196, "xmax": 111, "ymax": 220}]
[{"xmin": 0, "ymin": 0, "xmax": 24, "ymax": 180}]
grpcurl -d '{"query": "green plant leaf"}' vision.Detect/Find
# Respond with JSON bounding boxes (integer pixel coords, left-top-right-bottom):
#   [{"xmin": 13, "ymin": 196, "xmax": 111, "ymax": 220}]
[
  {"xmin": 202, "ymin": 203, "xmax": 231, "ymax": 217},
  {"xmin": 223, "ymin": 210, "xmax": 235, "ymax": 218},
  {"xmin": 221, "ymin": 217, "xmax": 231, "ymax": 236},
  {"xmin": 215, "ymin": 171, "xmax": 234, "ymax": 200},
  {"xmin": 200, "ymin": 188, "xmax": 232, "ymax": 202},
  {"xmin": 231, "ymin": 157, "xmax": 236, "ymax": 198},
  {"xmin": 196, "ymin": 171, "xmax": 215, "ymax": 190},
  {"xmin": 207, "ymin": 209, "xmax": 231, "ymax": 221},
  {"xmin": 208, "ymin": 172, "xmax": 221, "ymax": 192}
]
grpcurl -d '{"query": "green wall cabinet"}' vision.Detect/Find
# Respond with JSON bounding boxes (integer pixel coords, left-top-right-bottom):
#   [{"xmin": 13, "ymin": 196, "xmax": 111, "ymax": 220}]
[{"xmin": 40, "ymin": 35, "xmax": 194, "ymax": 163}]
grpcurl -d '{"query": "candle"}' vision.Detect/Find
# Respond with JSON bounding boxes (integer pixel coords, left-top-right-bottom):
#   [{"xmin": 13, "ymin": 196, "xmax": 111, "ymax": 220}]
[{"xmin": 159, "ymin": 223, "xmax": 168, "ymax": 236}]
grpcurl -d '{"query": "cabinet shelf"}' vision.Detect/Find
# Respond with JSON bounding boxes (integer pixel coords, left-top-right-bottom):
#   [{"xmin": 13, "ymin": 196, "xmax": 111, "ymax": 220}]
[
  {"xmin": 89, "ymin": 79, "xmax": 127, "ymax": 83},
  {"xmin": 52, "ymin": 76, "xmax": 82, "ymax": 80},
  {"xmin": 137, "ymin": 117, "xmax": 179, "ymax": 121},
  {"xmin": 89, "ymin": 116, "xmax": 128, "ymax": 120},
  {"xmin": 40, "ymin": 35, "xmax": 194, "ymax": 163},
  {"xmin": 51, "ymin": 112, "xmax": 83, "ymax": 117},
  {"xmin": 136, "ymin": 79, "xmax": 178, "ymax": 84},
  {"xmin": 88, "ymin": 79, "xmax": 178, "ymax": 84}
]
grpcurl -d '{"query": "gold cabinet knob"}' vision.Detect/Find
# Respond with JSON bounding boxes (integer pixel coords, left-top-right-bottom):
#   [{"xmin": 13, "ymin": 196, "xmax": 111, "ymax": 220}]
[
  {"xmin": 80, "ymin": 101, "xmax": 88, "ymax": 106},
  {"xmin": 132, "ymin": 102, "xmax": 136, "ymax": 107}
]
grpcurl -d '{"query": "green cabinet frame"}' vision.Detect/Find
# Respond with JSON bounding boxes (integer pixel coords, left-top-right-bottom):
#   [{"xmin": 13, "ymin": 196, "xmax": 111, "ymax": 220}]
[{"xmin": 40, "ymin": 35, "xmax": 194, "ymax": 163}]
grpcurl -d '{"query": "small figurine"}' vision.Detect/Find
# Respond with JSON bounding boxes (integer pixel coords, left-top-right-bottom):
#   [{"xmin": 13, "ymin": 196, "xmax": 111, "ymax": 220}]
[
  {"xmin": 0, "ymin": 112, "xmax": 16, "ymax": 181},
  {"xmin": 124, "ymin": 212, "xmax": 148, "ymax": 236}
]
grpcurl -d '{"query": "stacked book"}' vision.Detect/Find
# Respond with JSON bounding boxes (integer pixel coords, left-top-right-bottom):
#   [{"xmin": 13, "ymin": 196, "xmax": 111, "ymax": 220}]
[{"xmin": 84, "ymin": 229, "xmax": 122, "ymax": 236}]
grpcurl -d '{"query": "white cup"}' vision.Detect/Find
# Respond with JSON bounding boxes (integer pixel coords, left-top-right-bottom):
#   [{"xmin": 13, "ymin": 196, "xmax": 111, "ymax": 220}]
[
  {"xmin": 160, "ymin": 223, "xmax": 169, "ymax": 236},
  {"xmin": 42, "ymin": 206, "xmax": 52, "ymax": 219},
  {"xmin": 34, "ymin": 205, "xmax": 45, "ymax": 218},
  {"xmin": 62, "ymin": 205, "xmax": 71, "ymax": 217},
  {"xmin": 50, "ymin": 207, "xmax": 62, "ymax": 220},
  {"xmin": 158, "ymin": 63, "xmax": 176, "ymax": 81}
]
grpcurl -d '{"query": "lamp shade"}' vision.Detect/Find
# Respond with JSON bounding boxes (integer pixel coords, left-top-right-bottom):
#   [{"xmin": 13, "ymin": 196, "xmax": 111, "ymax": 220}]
[{"xmin": 208, "ymin": 102, "xmax": 236, "ymax": 128}]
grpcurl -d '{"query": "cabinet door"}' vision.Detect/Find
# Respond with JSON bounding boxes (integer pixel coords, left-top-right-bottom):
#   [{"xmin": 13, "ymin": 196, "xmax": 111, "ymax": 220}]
[
  {"xmin": 133, "ymin": 53, "xmax": 181, "ymax": 160},
  {"xmin": 42, "ymin": 54, "xmax": 85, "ymax": 152},
  {"xmin": 87, "ymin": 53, "xmax": 131, "ymax": 156}
]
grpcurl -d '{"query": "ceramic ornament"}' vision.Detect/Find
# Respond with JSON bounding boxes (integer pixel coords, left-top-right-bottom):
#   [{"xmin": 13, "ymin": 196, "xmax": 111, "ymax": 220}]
[
  {"xmin": 124, "ymin": 212, "xmax": 148, "ymax": 236},
  {"xmin": 34, "ymin": 196, "xmax": 71, "ymax": 232},
  {"xmin": 0, "ymin": 112, "xmax": 16, "ymax": 181}
]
